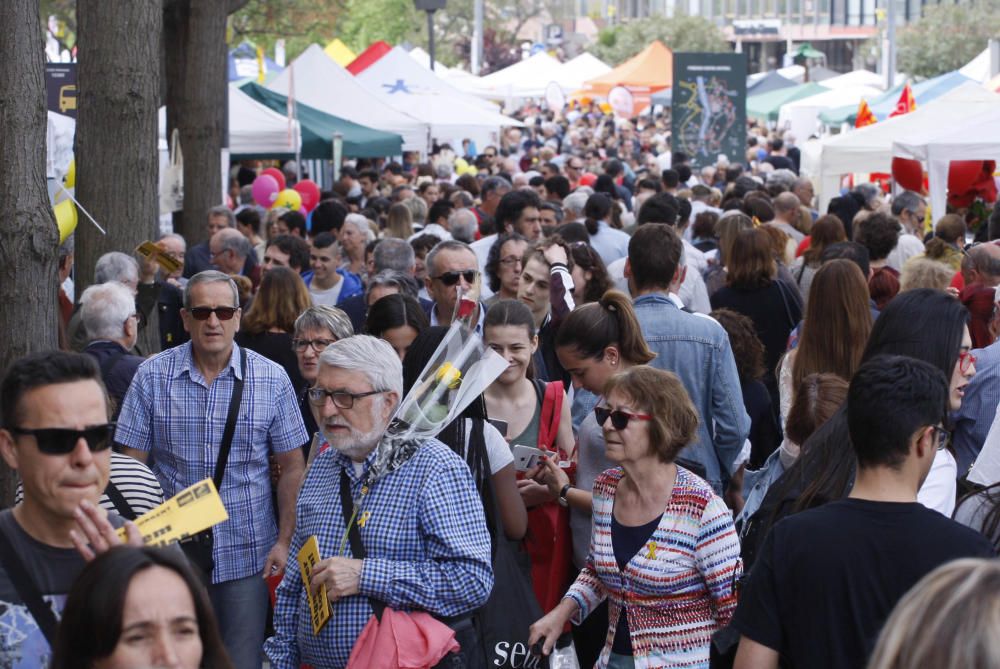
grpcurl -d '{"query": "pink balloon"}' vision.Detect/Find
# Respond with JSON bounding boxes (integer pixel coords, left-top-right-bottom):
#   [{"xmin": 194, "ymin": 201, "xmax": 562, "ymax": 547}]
[
  {"xmin": 252, "ymin": 174, "xmax": 280, "ymax": 207},
  {"xmin": 298, "ymin": 205, "xmax": 307, "ymax": 214},
  {"xmin": 261, "ymin": 167, "xmax": 286, "ymax": 191},
  {"xmin": 293, "ymin": 179, "xmax": 321, "ymax": 212}
]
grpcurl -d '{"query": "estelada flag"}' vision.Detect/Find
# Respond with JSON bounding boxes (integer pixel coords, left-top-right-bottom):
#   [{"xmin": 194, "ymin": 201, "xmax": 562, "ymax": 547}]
[
  {"xmin": 889, "ymin": 83, "xmax": 916, "ymax": 117},
  {"xmin": 855, "ymin": 99, "xmax": 877, "ymax": 127}
]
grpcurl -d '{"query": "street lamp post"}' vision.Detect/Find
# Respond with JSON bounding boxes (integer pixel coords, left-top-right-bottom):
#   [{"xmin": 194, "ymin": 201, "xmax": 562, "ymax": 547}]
[{"xmin": 414, "ymin": 0, "xmax": 447, "ymax": 71}]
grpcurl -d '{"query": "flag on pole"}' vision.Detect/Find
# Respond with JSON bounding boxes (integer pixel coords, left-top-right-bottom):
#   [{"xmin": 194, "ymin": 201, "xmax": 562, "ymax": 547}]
[
  {"xmin": 855, "ymin": 99, "xmax": 877, "ymax": 128},
  {"xmin": 286, "ymin": 63, "xmax": 295, "ymax": 148},
  {"xmin": 889, "ymin": 83, "xmax": 916, "ymax": 118}
]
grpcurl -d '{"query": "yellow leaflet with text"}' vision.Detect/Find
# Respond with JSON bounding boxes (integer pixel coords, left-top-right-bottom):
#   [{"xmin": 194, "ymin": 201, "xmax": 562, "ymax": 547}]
[
  {"xmin": 298, "ymin": 535, "xmax": 331, "ymax": 634},
  {"xmin": 115, "ymin": 478, "xmax": 228, "ymax": 547},
  {"xmin": 135, "ymin": 240, "xmax": 183, "ymax": 275}
]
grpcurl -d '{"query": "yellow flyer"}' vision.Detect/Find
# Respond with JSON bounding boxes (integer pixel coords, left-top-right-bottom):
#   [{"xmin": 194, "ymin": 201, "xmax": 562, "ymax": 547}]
[
  {"xmin": 115, "ymin": 478, "xmax": 228, "ymax": 547},
  {"xmin": 135, "ymin": 240, "xmax": 183, "ymax": 275},
  {"xmin": 297, "ymin": 535, "xmax": 331, "ymax": 635}
]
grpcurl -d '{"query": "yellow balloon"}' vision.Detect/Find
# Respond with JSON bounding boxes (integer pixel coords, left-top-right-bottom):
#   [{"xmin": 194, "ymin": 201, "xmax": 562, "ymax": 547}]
[
  {"xmin": 54, "ymin": 198, "xmax": 77, "ymax": 243},
  {"xmin": 65, "ymin": 158, "xmax": 76, "ymax": 189},
  {"xmin": 272, "ymin": 188, "xmax": 302, "ymax": 211}
]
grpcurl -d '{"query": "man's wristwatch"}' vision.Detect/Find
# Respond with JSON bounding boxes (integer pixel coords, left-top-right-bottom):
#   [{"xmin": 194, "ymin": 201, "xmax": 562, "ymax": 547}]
[{"xmin": 558, "ymin": 483, "xmax": 572, "ymax": 507}]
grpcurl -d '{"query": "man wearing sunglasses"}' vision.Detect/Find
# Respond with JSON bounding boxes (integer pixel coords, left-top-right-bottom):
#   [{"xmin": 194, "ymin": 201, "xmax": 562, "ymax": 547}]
[
  {"xmin": 0, "ymin": 351, "xmax": 147, "ymax": 663},
  {"xmin": 886, "ymin": 190, "xmax": 928, "ymax": 272},
  {"xmin": 732, "ymin": 356, "xmax": 994, "ymax": 669},
  {"xmin": 115, "ymin": 270, "xmax": 309, "ymax": 669},
  {"xmin": 423, "ymin": 240, "xmax": 485, "ymax": 331}
]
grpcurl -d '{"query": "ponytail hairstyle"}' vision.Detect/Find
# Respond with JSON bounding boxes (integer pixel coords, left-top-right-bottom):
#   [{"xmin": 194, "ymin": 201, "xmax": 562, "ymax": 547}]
[
  {"xmin": 583, "ymin": 193, "xmax": 613, "ymax": 236},
  {"xmin": 555, "ymin": 290, "xmax": 655, "ymax": 365}
]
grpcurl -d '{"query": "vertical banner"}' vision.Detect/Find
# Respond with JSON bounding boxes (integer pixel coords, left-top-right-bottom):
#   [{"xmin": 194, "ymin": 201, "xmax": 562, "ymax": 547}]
[{"xmin": 671, "ymin": 53, "xmax": 747, "ymax": 169}]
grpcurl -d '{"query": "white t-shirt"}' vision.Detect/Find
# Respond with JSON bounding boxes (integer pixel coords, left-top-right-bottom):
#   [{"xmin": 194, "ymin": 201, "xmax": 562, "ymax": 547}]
[
  {"xmin": 309, "ymin": 277, "xmax": 344, "ymax": 307},
  {"xmin": 461, "ymin": 419, "xmax": 514, "ymax": 475},
  {"xmin": 886, "ymin": 233, "xmax": 925, "ymax": 272}
]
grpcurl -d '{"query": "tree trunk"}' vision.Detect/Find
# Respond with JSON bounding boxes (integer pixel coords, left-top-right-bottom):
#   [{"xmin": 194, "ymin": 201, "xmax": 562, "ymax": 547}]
[
  {"xmin": 0, "ymin": 0, "xmax": 60, "ymax": 507},
  {"xmin": 75, "ymin": 0, "xmax": 162, "ymax": 296},
  {"xmin": 163, "ymin": 0, "xmax": 229, "ymax": 245}
]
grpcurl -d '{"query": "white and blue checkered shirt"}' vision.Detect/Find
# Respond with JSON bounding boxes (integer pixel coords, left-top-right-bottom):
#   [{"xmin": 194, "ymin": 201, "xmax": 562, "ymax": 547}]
[
  {"xmin": 114, "ymin": 342, "xmax": 308, "ymax": 583},
  {"xmin": 264, "ymin": 440, "xmax": 493, "ymax": 669}
]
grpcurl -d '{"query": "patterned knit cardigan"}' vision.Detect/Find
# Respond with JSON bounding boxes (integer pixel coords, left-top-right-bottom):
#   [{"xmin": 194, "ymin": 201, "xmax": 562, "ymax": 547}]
[{"xmin": 565, "ymin": 466, "xmax": 742, "ymax": 669}]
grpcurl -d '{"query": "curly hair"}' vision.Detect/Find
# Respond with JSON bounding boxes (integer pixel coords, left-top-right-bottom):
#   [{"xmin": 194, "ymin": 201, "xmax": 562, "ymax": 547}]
[
  {"xmin": 710, "ymin": 308, "xmax": 765, "ymax": 382},
  {"xmin": 854, "ymin": 212, "xmax": 901, "ymax": 262}
]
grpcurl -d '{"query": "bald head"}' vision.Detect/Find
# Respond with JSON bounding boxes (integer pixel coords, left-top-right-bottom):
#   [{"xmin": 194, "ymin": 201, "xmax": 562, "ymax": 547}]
[
  {"xmin": 963, "ymin": 242, "xmax": 1000, "ymax": 287},
  {"xmin": 210, "ymin": 227, "xmax": 252, "ymax": 275}
]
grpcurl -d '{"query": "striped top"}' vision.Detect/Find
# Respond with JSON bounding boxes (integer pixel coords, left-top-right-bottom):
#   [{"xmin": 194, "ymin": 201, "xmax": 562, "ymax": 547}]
[{"xmin": 565, "ymin": 466, "xmax": 742, "ymax": 669}]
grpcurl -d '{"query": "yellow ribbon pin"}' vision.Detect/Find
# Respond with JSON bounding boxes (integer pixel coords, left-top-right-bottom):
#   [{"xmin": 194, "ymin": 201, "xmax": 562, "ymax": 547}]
[
  {"xmin": 357, "ymin": 511, "xmax": 372, "ymax": 528},
  {"xmin": 645, "ymin": 540, "xmax": 658, "ymax": 560}
]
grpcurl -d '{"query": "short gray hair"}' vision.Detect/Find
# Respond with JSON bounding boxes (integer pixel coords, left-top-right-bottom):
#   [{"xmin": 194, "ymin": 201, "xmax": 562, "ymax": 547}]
[
  {"xmin": 343, "ymin": 213, "xmax": 376, "ymax": 242},
  {"xmin": 294, "ymin": 305, "xmax": 354, "ymax": 341},
  {"xmin": 319, "ymin": 335, "xmax": 403, "ymax": 400},
  {"xmin": 404, "ymin": 196, "xmax": 428, "ymax": 225},
  {"xmin": 891, "ymin": 190, "xmax": 926, "ymax": 217},
  {"xmin": 368, "ymin": 269, "xmax": 418, "ymax": 299},
  {"xmin": 208, "ymin": 205, "xmax": 235, "ymax": 227},
  {"xmin": 448, "ymin": 208, "xmax": 478, "ymax": 243},
  {"xmin": 183, "ymin": 270, "xmax": 240, "ymax": 308},
  {"xmin": 95, "ymin": 252, "xmax": 139, "ymax": 285},
  {"xmin": 373, "ymin": 238, "xmax": 415, "ymax": 273},
  {"xmin": 80, "ymin": 282, "xmax": 135, "ymax": 341},
  {"xmin": 562, "ymin": 191, "xmax": 589, "ymax": 219},
  {"xmin": 767, "ymin": 168, "xmax": 797, "ymax": 191},
  {"xmin": 158, "ymin": 232, "xmax": 186, "ymax": 251},
  {"xmin": 481, "ymin": 176, "xmax": 512, "ymax": 198},
  {"xmin": 451, "ymin": 190, "xmax": 474, "ymax": 208},
  {"xmin": 425, "ymin": 239, "xmax": 474, "ymax": 277},
  {"xmin": 215, "ymin": 228, "xmax": 253, "ymax": 259}
]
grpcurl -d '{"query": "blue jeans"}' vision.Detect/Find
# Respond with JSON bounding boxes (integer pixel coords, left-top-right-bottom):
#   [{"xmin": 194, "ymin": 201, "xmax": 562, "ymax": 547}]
[
  {"xmin": 208, "ymin": 573, "xmax": 269, "ymax": 669},
  {"xmin": 607, "ymin": 652, "xmax": 636, "ymax": 669}
]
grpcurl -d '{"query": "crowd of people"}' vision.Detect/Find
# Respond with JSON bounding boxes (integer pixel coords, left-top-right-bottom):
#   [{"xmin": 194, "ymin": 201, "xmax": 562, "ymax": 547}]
[{"xmin": 7, "ymin": 110, "xmax": 1000, "ymax": 669}]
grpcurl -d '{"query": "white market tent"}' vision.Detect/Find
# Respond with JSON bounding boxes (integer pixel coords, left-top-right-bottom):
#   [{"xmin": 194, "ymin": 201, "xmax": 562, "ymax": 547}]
[
  {"xmin": 960, "ymin": 47, "xmax": 992, "ymax": 84},
  {"xmin": 818, "ymin": 69, "xmax": 886, "ymax": 90},
  {"xmin": 356, "ymin": 47, "xmax": 522, "ymax": 150},
  {"xmin": 559, "ymin": 53, "xmax": 612, "ymax": 90},
  {"xmin": 800, "ymin": 82, "xmax": 1000, "ymax": 211},
  {"xmin": 894, "ymin": 105, "xmax": 1000, "ymax": 223},
  {"xmin": 778, "ymin": 84, "xmax": 882, "ymax": 142},
  {"xmin": 268, "ymin": 44, "xmax": 429, "ymax": 153},
  {"xmin": 155, "ymin": 85, "xmax": 302, "ymax": 158},
  {"xmin": 465, "ymin": 52, "xmax": 570, "ymax": 100}
]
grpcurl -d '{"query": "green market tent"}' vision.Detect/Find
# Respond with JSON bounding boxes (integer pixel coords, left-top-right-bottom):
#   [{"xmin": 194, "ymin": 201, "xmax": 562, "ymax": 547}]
[
  {"xmin": 747, "ymin": 82, "xmax": 827, "ymax": 123},
  {"xmin": 240, "ymin": 82, "xmax": 403, "ymax": 158}
]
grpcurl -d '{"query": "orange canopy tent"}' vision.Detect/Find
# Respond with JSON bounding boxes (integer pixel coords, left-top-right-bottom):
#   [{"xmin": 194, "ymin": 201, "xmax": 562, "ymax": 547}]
[{"xmin": 581, "ymin": 40, "xmax": 674, "ymax": 114}]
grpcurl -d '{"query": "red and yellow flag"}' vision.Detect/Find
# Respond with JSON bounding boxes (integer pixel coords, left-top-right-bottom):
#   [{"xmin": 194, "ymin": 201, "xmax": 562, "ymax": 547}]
[
  {"xmin": 855, "ymin": 99, "xmax": 877, "ymax": 128},
  {"xmin": 889, "ymin": 83, "xmax": 916, "ymax": 118}
]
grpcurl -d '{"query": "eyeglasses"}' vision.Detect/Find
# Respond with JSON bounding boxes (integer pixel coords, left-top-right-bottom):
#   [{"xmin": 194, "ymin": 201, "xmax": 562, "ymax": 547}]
[
  {"xmin": 307, "ymin": 388, "xmax": 385, "ymax": 409},
  {"xmin": 188, "ymin": 306, "xmax": 239, "ymax": 321},
  {"xmin": 929, "ymin": 425, "xmax": 950, "ymax": 451},
  {"xmin": 293, "ymin": 338, "xmax": 335, "ymax": 353},
  {"xmin": 433, "ymin": 270, "xmax": 478, "ymax": 287},
  {"xmin": 959, "ymin": 347, "xmax": 977, "ymax": 374},
  {"xmin": 499, "ymin": 255, "xmax": 523, "ymax": 268},
  {"xmin": 594, "ymin": 407, "xmax": 653, "ymax": 431},
  {"xmin": 568, "ymin": 163, "xmax": 583, "ymax": 170},
  {"xmin": 9, "ymin": 423, "xmax": 116, "ymax": 455}
]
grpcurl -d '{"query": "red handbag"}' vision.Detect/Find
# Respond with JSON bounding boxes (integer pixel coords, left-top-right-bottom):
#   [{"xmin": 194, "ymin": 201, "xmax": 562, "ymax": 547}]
[{"xmin": 522, "ymin": 381, "xmax": 575, "ymax": 612}]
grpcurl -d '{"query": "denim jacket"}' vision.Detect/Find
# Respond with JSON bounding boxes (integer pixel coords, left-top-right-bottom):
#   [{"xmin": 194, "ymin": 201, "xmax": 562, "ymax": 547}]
[{"xmin": 633, "ymin": 293, "xmax": 750, "ymax": 492}]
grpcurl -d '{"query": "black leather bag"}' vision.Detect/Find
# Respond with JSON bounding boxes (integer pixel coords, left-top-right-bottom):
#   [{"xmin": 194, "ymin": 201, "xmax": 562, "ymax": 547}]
[{"xmin": 180, "ymin": 348, "xmax": 245, "ymax": 582}]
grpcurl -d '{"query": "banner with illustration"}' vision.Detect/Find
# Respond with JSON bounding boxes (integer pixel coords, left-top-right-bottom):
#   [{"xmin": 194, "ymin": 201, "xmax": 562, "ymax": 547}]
[{"xmin": 671, "ymin": 53, "xmax": 747, "ymax": 169}]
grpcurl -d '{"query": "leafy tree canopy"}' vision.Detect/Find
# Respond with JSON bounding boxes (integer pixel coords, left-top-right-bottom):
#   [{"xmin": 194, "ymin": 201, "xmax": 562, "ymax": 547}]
[
  {"xmin": 590, "ymin": 14, "xmax": 729, "ymax": 65},
  {"xmin": 897, "ymin": 2, "xmax": 1000, "ymax": 79}
]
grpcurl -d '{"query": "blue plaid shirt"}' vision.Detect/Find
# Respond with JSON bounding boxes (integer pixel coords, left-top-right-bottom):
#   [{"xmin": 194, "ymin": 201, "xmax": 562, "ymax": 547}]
[
  {"xmin": 264, "ymin": 439, "xmax": 493, "ymax": 669},
  {"xmin": 114, "ymin": 342, "xmax": 308, "ymax": 583}
]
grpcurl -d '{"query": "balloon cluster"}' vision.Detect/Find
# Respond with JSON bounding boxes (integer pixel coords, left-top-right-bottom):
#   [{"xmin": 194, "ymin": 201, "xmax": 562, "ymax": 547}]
[
  {"xmin": 891, "ymin": 158, "xmax": 997, "ymax": 208},
  {"xmin": 251, "ymin": 167, "xmax": 321, "ymax": 214}
]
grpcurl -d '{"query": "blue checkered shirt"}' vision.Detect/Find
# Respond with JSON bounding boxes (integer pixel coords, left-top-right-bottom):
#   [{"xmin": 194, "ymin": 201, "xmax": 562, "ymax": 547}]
[
  {"xmin": 114, "ymin": 342, "xmax": 308, "ymax": 583},
  {"xmin": 264, "ymin": 439, "xmax": 493, "ymax": 669}
]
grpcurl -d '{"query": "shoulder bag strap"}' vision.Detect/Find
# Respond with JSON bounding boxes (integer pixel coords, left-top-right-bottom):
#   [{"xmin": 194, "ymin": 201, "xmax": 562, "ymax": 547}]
[
  {"xmin": 103, "ymin": 479, "xmax": 136, "ymax": 520},
  {"xmin": 0, "ymin": 523, "xmax": 59, "ymax": 646},
  {"xmin": 538, "ymin": 381, "xmax": 564, "ymax": 455},
  {"xmin": 338, "ymin": 470, "xmax": 386, "ymax": 621},
  {"xmin": 213, "ymin": 347, "xmax": 246, "ymax": 491},
  {"xmin": 774, "ymin": 279, "xmax": 797, "ymax": 332}
]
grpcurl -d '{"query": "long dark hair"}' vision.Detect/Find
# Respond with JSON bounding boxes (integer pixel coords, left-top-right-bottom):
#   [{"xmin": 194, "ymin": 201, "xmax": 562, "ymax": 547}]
[
  {"xmin": 51, "ymin": 546, "xmax": 233, "ymax": 669},
  {"xmin": 762, "ymin": 290, "xmax": 968, "ymax": 532},
  {"xmin": 365, "ymin": 294, "xmax": 429, "ymax": 338}
]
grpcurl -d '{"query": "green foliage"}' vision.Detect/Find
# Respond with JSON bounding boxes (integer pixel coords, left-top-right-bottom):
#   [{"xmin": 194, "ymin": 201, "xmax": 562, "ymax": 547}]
[
  {"xmin": 338, "ymin": 0, "xmax": 421, "ymax": 54},
  {"xmin": 230, "ymin": 0, "xmax": 347, "ymax": 62},
  {"xmin": 897, "ymin": 3, "xmax": 1000, "ymax": 79},
  {"xmin": 589, "ymin": 14, "xmax": 729, "ymax": 65}
]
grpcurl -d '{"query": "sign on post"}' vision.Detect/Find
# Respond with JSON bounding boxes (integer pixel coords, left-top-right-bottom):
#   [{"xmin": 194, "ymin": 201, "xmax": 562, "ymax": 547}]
[{"xmin": 671, "ymin": 53, "xmax": 747, "ymax": 169}]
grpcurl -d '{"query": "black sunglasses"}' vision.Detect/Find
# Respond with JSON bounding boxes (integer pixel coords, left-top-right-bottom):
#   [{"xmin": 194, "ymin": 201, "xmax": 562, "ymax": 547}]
[
  {"xmin": 433, "ymin": 270, "xmax": 477, "ymax": 287},
  {"xmin": 188, "ymin": 306, "xmax": 239, "ymax": 321},
  {"xmin": 594, "ymin": 407, "xmax": 653, "ymax": 431},
  {"xmin": 9, "ymin": 423, "xmax": 116, "ymax": 455}
]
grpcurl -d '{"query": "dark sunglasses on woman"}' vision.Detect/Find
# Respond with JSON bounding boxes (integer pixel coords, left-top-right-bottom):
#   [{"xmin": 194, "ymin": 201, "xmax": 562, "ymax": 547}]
[{"xmin": 594, "ymin": 407, "xmax": 652, "ymax": 431}]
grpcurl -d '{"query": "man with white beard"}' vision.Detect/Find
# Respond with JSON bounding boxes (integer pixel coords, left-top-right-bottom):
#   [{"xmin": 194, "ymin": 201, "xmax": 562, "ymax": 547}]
[{"xmin": 265, "ymin": 335, "xmax": 493, "ymax": 669}]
